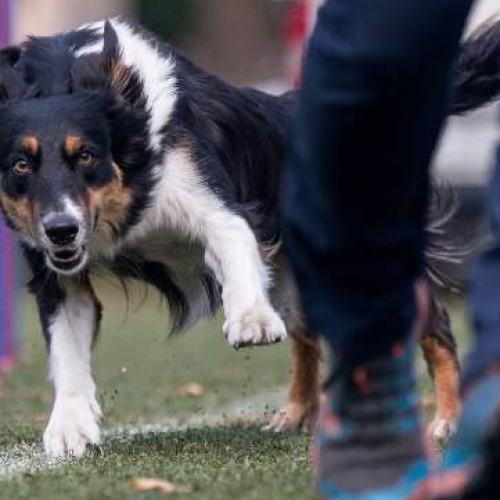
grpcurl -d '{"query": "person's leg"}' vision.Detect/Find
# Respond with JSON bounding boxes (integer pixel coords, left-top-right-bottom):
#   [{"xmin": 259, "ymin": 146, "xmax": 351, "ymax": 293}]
[
  {"xmin": 466, "ymin": 153, "xmax": 500, "ymax": 387},
  {"xmin": 427, "ymin": 149, "xmax": 500, "ymax": 500},
  {"xmin": 283, "ymin": 0, "xmax": 473, "ymax": 365},
  {"xmin": 282, "ymin": 0, "xmax": 474, "ymax": 497}
]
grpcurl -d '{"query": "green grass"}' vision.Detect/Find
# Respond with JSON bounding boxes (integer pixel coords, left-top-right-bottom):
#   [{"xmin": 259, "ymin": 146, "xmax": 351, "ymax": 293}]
[
  {"xmin": 0, "ymin": 282, "xmax": 471, "ymax": 500},
  {"xmin": 1, "ymin": 427, "xmax": 312, "ymax": 500},
  {"xmin": 0, "ymin": 281, "xmax": 312, "ymax": 500}
]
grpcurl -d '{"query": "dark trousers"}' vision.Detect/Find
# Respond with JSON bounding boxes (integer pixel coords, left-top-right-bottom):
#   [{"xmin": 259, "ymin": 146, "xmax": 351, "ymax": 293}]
[
  {"xmin": 282, "ymin": 0, "xmax": 475, "ymax": 366},
  {"xmin": 467, "ymin": 151, "xmax": 500, "ymax": 383}
]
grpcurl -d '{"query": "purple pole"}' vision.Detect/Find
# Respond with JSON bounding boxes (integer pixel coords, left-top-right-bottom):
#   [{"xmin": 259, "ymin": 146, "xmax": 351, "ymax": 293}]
[
  {"xmin": 0, "ymin": 0, "xmax": 8, "ymax": 45},
  {"xmin": 0, "ymin": 0, "xmax": 18, "ymax": 373}
]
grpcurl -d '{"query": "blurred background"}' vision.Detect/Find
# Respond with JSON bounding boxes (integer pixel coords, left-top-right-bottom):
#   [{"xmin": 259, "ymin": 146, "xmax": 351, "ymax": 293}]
[
  {"xmin": 0, "ymin": 0, "xmax": 500, "ymax": 412},
  {"xmin": 11, "ymin": 0, "xmax": 289, "ymax": 85}
]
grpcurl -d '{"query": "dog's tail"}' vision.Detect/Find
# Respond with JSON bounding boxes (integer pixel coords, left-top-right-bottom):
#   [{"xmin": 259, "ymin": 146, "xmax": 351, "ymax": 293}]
[
  {"xmin": 423, "ymin": 18, "xmax": 500, "ymax": 294},
  {"xmin": 452, "ymin": 17, "xmax": 500, "ymax": 115},
  {"xmin": 424, "ymin": 184, "xmax": 473, "ymax": 295}
]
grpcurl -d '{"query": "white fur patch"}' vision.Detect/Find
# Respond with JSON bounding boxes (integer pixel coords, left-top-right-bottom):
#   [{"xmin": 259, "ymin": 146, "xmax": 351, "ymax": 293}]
[
  {"xmin": 73, "ymin": 21, "xmax": 105, "ymax": 56},
  {"xmin": 74, "ymin": 18, "xmax": 177, "ymax": 152},
  {"xmin": 63, "ymin": 197, "xmax": 84, "ymax": 224},
  {"xmin": 125, "ymin": 147, "xmax": 286, "ymax": 346},
  {"xmin": 41, "ymin": 197, "xmax": 83, "ymax": 227},
  {"xmin": 44, "ymin": 284, "xmax": 101, "ymax": 457}
]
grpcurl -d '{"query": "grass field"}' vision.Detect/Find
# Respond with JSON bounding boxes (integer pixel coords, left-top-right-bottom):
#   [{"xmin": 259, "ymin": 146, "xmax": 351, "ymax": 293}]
[{"xmin": 0, "ymin": 280, "xmax": 471, "ymax": 500}]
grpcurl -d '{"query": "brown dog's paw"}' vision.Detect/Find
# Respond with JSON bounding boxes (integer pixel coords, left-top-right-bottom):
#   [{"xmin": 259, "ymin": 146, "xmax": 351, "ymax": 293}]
[
  {"xmin": 263, "ymin": 401, "xmax": 317, "ymax": 433},
  {"xmin": 429, "ymin": 418, "xmax": 458, "ymax": 452}
]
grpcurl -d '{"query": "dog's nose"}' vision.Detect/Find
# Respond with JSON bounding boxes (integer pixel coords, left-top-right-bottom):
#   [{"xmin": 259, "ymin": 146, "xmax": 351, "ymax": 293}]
[{"xmin": 44, "ymin": 217, "xmax": 79, "ymax": 246}]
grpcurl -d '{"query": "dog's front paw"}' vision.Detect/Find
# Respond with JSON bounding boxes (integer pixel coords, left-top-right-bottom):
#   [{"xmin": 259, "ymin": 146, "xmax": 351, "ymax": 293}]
[
  {"xmin": 224, "ymin": 304, "xmax": 287, "ymax": 349},
  {"xmin": 430, "ymin": 418, "xmax": 457, "ymax": 451},
  {"xmin": 44, "ymin": 393, "xmax": 102, "ymax": 457}
]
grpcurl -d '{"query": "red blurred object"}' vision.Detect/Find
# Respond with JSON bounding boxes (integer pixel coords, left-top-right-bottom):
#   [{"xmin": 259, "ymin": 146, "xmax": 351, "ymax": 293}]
[
  {"xmin": 283, "ymin": 0, "xmax": 307, "ymax": 86},
  {"xmin": 284, "ymin": 0, "xmax": 308, "ymax": 47},
  {"xmin": 283, "ymin": 0, "xmax": 322, "ymax": 87}
]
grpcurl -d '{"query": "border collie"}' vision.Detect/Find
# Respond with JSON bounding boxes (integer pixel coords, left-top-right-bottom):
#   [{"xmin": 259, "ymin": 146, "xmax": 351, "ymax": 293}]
[{"xmin": 0, "ymin": 18, "xmax": 499, "ymax": 457}]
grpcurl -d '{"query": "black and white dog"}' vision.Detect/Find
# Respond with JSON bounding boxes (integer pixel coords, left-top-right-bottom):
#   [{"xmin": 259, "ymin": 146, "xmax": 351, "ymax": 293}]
[{"xmin": 0, "ymin": 18, "xmax": 499, "ymax": 457}]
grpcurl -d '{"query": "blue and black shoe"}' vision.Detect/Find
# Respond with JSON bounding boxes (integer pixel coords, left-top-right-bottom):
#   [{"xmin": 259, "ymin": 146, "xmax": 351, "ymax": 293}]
[
  {"xmin": 428, "ymin": 374, "xmax": 500, "ymax": 499},
  {"xmin": 315, "ymin": 342, "xmax": 430, "ymax": 500}
]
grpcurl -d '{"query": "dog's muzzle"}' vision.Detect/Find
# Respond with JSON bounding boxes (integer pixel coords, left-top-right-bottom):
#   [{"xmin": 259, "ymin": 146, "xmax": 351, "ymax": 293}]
[{"xmin": 43, "ymin": 215, "xmax": 88, "ymax": 274}]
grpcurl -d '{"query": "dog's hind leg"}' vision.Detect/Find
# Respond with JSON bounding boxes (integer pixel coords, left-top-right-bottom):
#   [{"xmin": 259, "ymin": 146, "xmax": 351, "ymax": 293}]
[
  {"xmin": 420, "ymin": 295, "xmax": 461, "ymax": 449},
  {"xmin": 265, "ymin": 330, "xmax": 321, "ymax": 432},
  {"xmin": 264, "ymin": 258, "xmax": 321, "ymax": 431}
]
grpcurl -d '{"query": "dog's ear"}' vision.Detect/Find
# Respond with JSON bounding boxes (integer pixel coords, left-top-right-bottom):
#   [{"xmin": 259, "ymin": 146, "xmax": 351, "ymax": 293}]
[
  {"xmin": 72, "ymin": 21, "xmax": 143, "ymax": 106},
  {"xmin": 101, "ymin": 21, "xmax": 142, "ymax": 105},
  {"xmin": 0, "ymin": 45, "xmax": 28, "ymax": 104},
  {"xmin": 102, "ymin": 20, "xmax": 120, "ymax": 68}
]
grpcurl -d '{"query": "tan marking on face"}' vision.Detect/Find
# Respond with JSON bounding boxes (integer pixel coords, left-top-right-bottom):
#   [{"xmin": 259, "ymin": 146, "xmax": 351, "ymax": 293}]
[
  {"xmin": 21, "ymin": 136, "xmax": 39, "ymax": 157},
  {"xmin": 87, "ymin": 164, "xmax": 132, "ymax": 242},
  {"xmin": 0, "ymin": 193, "xmax": 34, "ymax": 237},
  {"xmin": 64, "ymin": 135, "xmax": 84, "ymax": 157}
]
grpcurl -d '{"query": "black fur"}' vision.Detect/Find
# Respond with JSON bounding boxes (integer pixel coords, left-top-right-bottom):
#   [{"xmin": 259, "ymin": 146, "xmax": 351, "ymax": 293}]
[
  {"xmin": 23, "ymin": 244, "xmax": 66, "ymax": 345},
  {"xmin": 452, "ymin": 19, "xmax": 500, "ymax": 115},
  {"xmin": 110, "ymin": 253, "xmax": 191, "ymax": 333}
]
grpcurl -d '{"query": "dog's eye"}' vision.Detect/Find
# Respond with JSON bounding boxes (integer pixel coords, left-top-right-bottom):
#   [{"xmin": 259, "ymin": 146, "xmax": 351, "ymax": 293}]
[
  {"xmin": 12, "ymin": 158, "xmax": 31, "ymax": 176},
  {"xmin": 77, "ymin": 151, "xmax": 96, "ymax": 168}
]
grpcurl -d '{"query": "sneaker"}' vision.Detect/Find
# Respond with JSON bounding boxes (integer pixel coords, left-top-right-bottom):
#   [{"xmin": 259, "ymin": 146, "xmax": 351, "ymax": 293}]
[
  {"xmin": 429, "ymin": 374, "xmax": 500, "ymax": 499},
  {"xmin": 315, "ymin": 342, "xmax": 430, "ymax": 499}
]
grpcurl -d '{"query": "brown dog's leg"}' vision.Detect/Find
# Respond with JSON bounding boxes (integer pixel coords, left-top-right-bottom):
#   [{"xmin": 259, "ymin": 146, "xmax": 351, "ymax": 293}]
[
  {"xmin": 265, "ymin": 331, "xmax": 321, "ymax": 432},
  {"xmin": 420, "ymin": 296, "xmax": 461, "ymax": 448}
]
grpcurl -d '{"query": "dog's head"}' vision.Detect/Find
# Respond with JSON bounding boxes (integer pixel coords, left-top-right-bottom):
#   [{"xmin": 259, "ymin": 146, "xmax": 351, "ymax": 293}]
[{"xmin": 0, "ymin": 22, "xmax": 152, "ymax": 275}]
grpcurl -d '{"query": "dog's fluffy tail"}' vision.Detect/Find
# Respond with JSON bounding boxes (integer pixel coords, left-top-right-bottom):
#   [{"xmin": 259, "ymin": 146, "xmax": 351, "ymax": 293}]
[
  {"xmin": 452, "ymin": 17, "xmax": 500, "ymax": 115},
  {"xmin": 425, "ymin": 184, "xmax": 474, "ymax": 294},
  {"xmin": 424, "ymin": 18, "xmax": 500, "ymax": 294}
]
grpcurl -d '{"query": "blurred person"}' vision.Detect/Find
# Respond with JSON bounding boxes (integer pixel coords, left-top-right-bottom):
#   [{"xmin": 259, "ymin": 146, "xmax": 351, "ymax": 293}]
[{"xmin": 280, "ymin": 0, "xmax": 500, "ymax": 498}]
